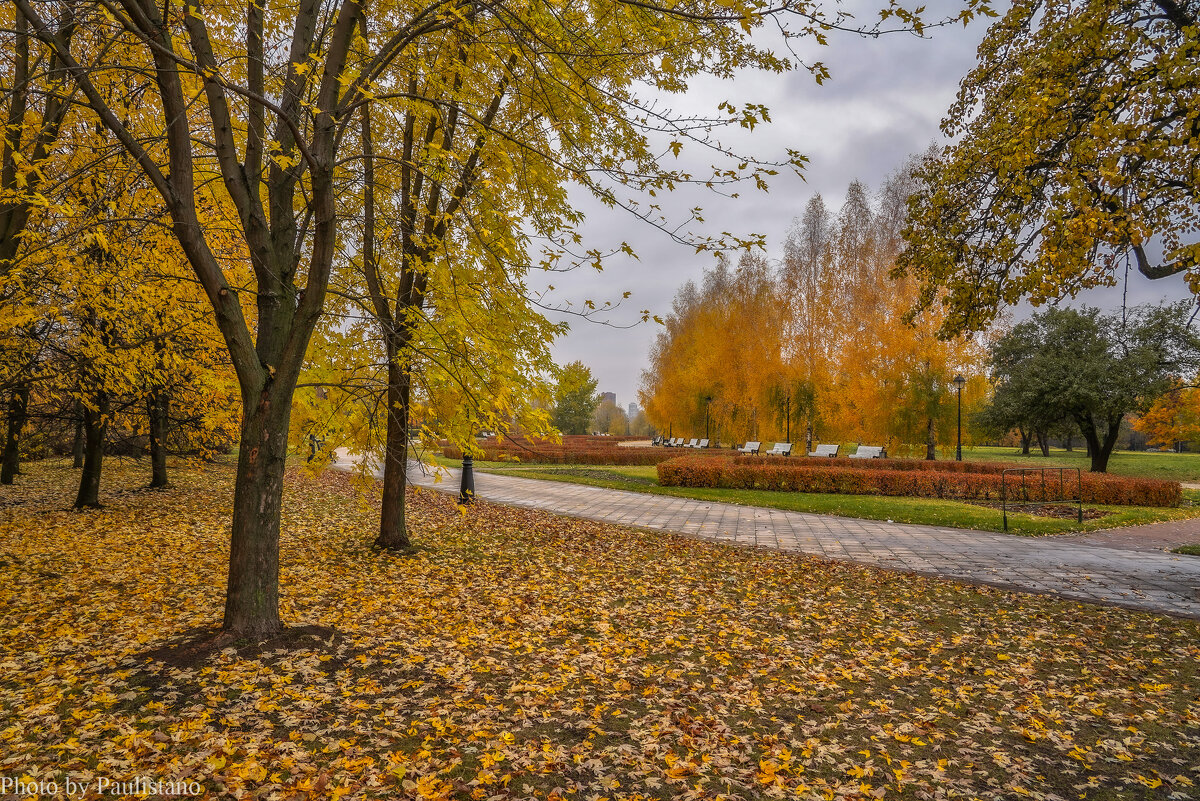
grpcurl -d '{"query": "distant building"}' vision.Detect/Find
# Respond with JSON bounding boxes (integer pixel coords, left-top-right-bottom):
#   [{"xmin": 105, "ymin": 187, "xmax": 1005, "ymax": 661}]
[
  {"xmin": 600, "ymin": 391, "xmax": 617, "ymax": 405},
  {"xmin": 627, "ymin": 402, "xmax": 639, "ymax": 419}
]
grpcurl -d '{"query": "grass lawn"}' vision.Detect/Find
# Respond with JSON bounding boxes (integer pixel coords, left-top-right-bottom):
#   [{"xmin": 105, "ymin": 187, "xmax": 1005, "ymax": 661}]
[
  {"xmin": 473, "ymin": 464, "xmax": 1200, "ymax": 536},
  {"xmin": 959, "ymin": 445, "xmax": 1200, "ymax": 482},
  {"xmin": 2, "ymin": 459, "xmax": 1198, "ymax": 799}
]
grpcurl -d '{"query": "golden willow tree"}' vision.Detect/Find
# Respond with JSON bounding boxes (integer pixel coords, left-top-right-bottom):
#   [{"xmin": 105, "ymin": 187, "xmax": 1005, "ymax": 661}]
[
  {"xmin": 641, "ymin": 166, "xmax": 988, "ymax": 454},
  {"xmin": 898, "ymin": 0, "xmax": 1200, "ymax": 336},
  {"xmin": 14, "ymin": 0, "xmax": 990, "ymax": 638}
]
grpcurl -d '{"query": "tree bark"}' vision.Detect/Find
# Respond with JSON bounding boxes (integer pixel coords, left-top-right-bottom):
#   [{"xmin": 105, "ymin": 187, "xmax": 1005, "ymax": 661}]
[
  {"xmin": 74, "ymin": 392, "xmax": 107, "ymax": 508},
  {"xmin": 1078, "ymin": 414, "xmax": 1121, "ymax": 472},
  {"xmin": 1063, "ymin": 432, "xmax": 1073, "ymax": 452},
  {"xmin": 925, "ymin": 416, "xmax": 936, "ymax": 460},
  {"xmin": 1036, "ymin": 429, "xmax": 1050, "ymax": 457},
  {"xmin": 222, "ymin": 388, "xmax": 292, "ymax": 637},
  {"xmin": 72, "ymin": 400, "xmax": 84, "ymax": 467},
  {"xmin": 1, "ymin": 384, "xmax": 29, "ymax": 484},
  {"xmin": 148, "ymin": 391, "xmax": 169, "ymax": 488},
  {"xmin": 1019, "ymin": 427, "xmax": 1032, "ymax": 455},
  {"xmin": 376, "ymin": 358, "xmax": 412, "ymax": 549}
]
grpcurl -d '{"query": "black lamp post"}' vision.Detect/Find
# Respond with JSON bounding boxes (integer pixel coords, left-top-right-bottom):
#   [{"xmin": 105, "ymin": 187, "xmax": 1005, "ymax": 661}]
[
  {"xmin": 953, "ymin": 374, "xmax": 966, "ymax": 462},
  {"xmin": 704, "ymin": 395, "xmax": 713, "ymax": 440},
  {"xmin": 459, "ymin": 449, "xmax": 475, "ymax": 505}
]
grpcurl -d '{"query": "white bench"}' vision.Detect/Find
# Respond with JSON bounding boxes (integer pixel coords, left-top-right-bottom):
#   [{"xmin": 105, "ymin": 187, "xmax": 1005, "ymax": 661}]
[
  {"xmin": 808, "ymin": 443, "xmax": 839, "ymax": 457},
  {"xmin": 850, "ymin": 445, "xmax": 886, "ymax": 459},
  {"xmin": 765, "ymin": 442, "xmax": 793, "ymax": 456},
  {"xmin": 737, "ymin": 441, "xmax": 761, "ymax": 455},
  {"xmin": 684, "ymin": 438, "xmax": 700, "ymax": 448}
]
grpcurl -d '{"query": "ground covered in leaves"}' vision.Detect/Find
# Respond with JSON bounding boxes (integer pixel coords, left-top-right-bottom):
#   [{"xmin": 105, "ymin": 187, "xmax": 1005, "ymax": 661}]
[{"xmin": 2, "ymin": 459, "xmax": 1198, "ymax": 801}]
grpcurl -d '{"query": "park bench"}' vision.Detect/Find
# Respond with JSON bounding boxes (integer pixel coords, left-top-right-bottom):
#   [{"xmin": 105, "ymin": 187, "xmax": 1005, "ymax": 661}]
[
  {"xmin": 737, "ymin": 441, "xmax": 761, "ymax": 455},
  {"xmin": 765, "ymin": 442, "xmax": 793, "ymax": 456},
  {"xmin": 685, "ymin": 438, "xmax": 700, "ymax": 448},
  {"xmin": 808, "ymin": 443, "xmax": 839, "ymax": 457},
  {"xmin": 696, "ymin": 438, "xmax": 710, "ymax": 448},
  {"xmin": 850, "ymin": 445, "xmax": 886, "ymax": 459}
]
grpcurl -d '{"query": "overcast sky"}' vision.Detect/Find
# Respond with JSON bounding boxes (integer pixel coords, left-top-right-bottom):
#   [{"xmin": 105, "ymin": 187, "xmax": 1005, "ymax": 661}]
[{"xmin": 536, "ymin": 4, "xmax": 1197, "ymax": 409}]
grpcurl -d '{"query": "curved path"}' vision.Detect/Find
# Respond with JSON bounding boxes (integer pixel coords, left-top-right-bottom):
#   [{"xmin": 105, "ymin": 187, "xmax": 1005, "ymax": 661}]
[{"xmin": 362, "ymin": 459, "xmax": 1200, "ymax": 619}]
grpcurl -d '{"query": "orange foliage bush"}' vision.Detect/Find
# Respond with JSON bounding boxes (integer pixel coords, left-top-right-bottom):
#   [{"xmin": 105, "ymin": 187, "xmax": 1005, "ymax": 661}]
[{"xmin": 658, "ymin": 456, "xmax": 1181, "ymax": 507}]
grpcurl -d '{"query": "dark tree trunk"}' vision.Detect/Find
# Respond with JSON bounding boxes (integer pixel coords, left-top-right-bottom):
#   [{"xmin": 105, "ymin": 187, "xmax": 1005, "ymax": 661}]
[
  {"xmin": 1036, "ymin": 429, "xmax": 1050, "ymax": 457},
  {"xmin": 1, "ymin": 384, "xmax": 29, "ymax": 484},
  {"xmin": 148, "ymin": 391, "xmax": 169, "ymax": 488},
  {"xmin": 74, "ymin": 392, "xmax": 107, "ymax": 508},
  {"xmin": 925, "ymin": 416, "xmax": 936, "ymax": 460},
  {"xmin": 1078, "ymin": 414, "xmax": 1121, "ymax": 472},
  {"xmin": 1019, "ymin": 427, "xmax": 1032, "ymax": 455},
  {"xmin": 376, "ymin": 359, "xmax": 412, "ymax": 549},
  {"xmin": 1063, "ymin": 433, "xmax": 1073, "ymax": 452},
  {"xmin": 222, "ymin": 388, "xmax": 292, "ymax": 637},
  {"xmin": 72, "ymin": 401, "xmax": 85, "ymax": 468}
]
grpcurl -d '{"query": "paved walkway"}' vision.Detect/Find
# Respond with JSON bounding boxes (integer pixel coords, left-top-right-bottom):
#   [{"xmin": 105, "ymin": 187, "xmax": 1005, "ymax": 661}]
[{"xmin": 361, "ymin": 460, "xmax": 1200, "ymax": 619}]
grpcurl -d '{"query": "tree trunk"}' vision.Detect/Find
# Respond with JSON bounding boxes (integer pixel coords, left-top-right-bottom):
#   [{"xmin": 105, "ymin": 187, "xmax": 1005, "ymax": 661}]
[
  {"xmin": 1, "ymin": 384, "xmax": 30, "ymax": 484},
  {"xmin": 148, "ymin": 391, "xmax": 169, "ymax": 488},
  {"xmin": 1063, "ymin": 433, "xmax": 1073, "ymax": 452},
  {"xmin": 1019, "ymin": 427, "xmax": 1031, "ymax": 455},
  {"xmin": 222, "ymin": 389, "xmax": 292, "ymax": 637},
  {"xmin": 376, "ymin": 359, "xmax": 412, "ymax": 549},
  {"xmin": 1078, "ymin": 415, "xmax": 1121, "ymax": 472},
  {"xmin": 74, "ymin": 392, "xmax": 107, "ymax": 508},
  {"xmin": 925, "ymin": 415, "xmax": 936, "ymax": 460},
  {"xmin": 1036, "ymin": 429, "xmax": 1050, "ymax": 457},
  {"xmin": 72, "ymin": 401, "xmax": 85, "ymax": 468}
]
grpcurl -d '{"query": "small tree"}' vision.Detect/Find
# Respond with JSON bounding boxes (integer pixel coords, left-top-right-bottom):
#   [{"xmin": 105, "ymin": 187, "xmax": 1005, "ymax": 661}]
[
  {"xmin": 552, "ymin": 362, "xmax": 599, "ymax": 436},
  {"xmin": 592, "ymin": 398, "xmax": 628, "ymax": 436}
]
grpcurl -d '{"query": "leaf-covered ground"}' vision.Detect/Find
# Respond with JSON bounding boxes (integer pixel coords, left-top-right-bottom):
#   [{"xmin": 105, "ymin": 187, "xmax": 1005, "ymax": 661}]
[{"xmin": 2, "ymin": 459, "xmax": 1198, "ymax": 800}]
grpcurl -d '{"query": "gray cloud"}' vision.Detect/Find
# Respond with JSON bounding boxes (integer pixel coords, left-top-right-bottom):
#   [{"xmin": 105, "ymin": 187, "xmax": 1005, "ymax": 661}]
[{"xmin": 536, "ymin": 12, "xmax": 1195, "ymax": 407}]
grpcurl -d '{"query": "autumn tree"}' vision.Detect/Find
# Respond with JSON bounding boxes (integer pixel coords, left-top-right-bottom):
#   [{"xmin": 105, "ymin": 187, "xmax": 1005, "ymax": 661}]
[
  {"xmin": 779, "ymin": 195, "xmax": 837, "ymax": 448},
  {"xmin": 644, "ymin": 163, "xmax": 988, "ymax": 455},
  {"xmin": 1134, "ymin": 380, "xmax": 1200, "ymax": 449},
  {"xmin": 898, "ymin": 0, "xmax": 1200, "ymax": 335},
  {"xmin": 0, "ymin": 5, "xmax": 79, "ymax": 479},
  {"xmin": 553, "ymin": 362, "xmax": 599, "ymax": 436},
  {"xmin": 0, "ymin": 3, "xmax": 74, "ymax": 281},
  {"xmin": 641, "ymin": 253, "xmax": 789, "ymax": 444}
]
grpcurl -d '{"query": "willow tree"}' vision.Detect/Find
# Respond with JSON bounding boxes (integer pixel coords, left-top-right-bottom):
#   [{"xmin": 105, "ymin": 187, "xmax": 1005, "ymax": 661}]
[
  {"xmin": 16, "ymin": 0, "xmax": 981, "ymax": 637},
  {"xmin": 898, "ymin": 0, "xmax": 1200, "ymax": 336}
]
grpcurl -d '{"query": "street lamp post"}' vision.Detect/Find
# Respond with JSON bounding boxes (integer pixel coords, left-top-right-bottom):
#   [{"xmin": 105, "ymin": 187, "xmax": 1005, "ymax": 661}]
[
  {"xmin": 704, "ymin": 395, "xmax": 713, "ymax": 440},
  {"xmin": 459, "ymin": 451, "xmax": 475, "ymax": 505},
  {"xmin": 953, "ymin": 374, "xmax": 966, "ymax": 462}
]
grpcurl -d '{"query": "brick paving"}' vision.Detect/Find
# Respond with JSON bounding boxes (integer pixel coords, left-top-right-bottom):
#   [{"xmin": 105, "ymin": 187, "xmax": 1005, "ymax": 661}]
[{"xmin": 384, "ymin": 461, "xmax": 1200, "ymax": 619}]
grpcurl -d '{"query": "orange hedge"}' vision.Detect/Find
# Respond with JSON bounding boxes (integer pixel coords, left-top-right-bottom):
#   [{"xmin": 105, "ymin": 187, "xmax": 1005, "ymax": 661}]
[{"xmin": 657, "ymin": 456, "xmax": 1181, "ymax": 507}]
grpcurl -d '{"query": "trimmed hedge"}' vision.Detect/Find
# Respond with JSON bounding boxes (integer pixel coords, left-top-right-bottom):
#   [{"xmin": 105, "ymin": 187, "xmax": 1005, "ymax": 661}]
[{"xmin": 657, "ymin": 456, "xmax": 1182, "ymax": 507}]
